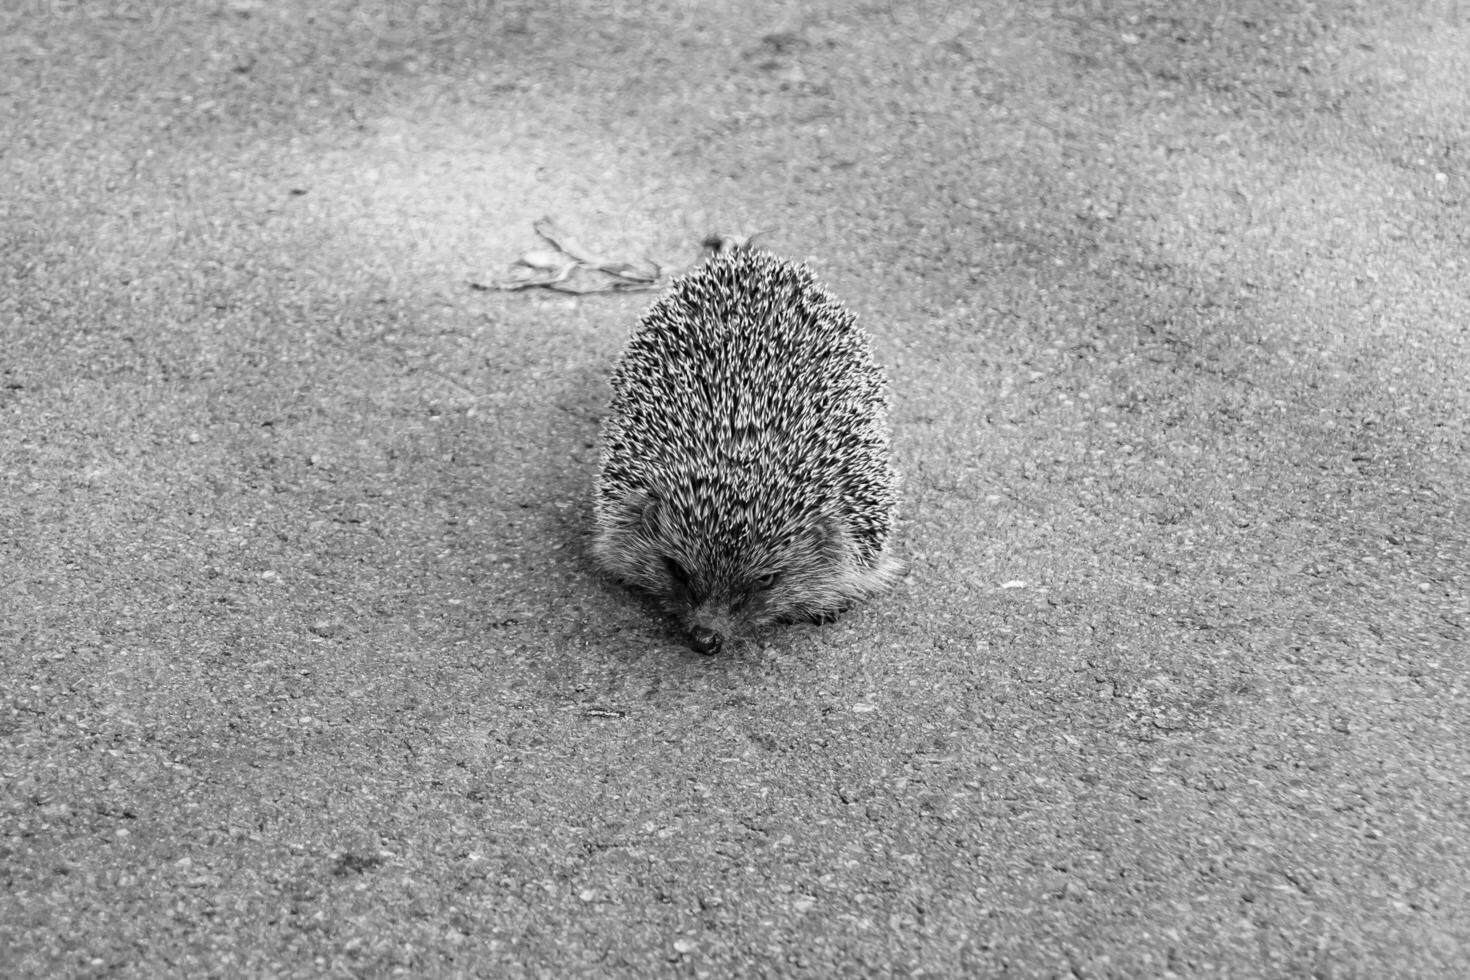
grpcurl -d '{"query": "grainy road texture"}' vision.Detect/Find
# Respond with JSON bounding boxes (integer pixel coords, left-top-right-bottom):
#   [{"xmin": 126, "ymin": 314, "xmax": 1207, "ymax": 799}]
[{"xmin": 3, "ymin": 1, "xmax": 1467, "ymax": 977}]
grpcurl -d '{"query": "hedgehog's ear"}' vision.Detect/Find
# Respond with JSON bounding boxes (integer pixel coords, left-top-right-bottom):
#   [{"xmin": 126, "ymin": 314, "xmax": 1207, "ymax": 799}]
[
  {"xmin": 636, "ymin": 493, "xmax": 669, "ymax": 537},
  {"xmin": 603, "ymin": 488, "xmax": 658, "ymax": 533},
  {"xmin": 626, "ymin": 491, "xmax": 689, "ymax": 552},
  {"xmin": 792, "ymin": 512, "xmax": 856, "ymax": 564}
]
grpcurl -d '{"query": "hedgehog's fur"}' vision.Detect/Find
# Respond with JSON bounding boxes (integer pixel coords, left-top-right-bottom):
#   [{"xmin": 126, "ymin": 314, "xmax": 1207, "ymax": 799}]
[{"xmin": 592, "ymin": 249, "xmax": 900, "ymax": 653}]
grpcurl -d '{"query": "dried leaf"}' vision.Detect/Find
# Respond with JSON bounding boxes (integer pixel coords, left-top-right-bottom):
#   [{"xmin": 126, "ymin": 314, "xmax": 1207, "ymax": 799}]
[
  {"xmin": 481, "ymin": 219, "xmax": 686, "ymax": 295},
  {"xmin": 533, "ymin": 216, "xmax": 609, "ymax": 267},
  {"xmin": 518, "ymin": 248, "xmax": 575, "ymax": 271}
]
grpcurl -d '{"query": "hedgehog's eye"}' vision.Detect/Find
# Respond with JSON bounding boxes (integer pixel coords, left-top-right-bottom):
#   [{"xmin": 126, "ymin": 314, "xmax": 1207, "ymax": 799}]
[
  {"xmin": 664, "ymin": 556, "xmax": 692, "ymax": 589},
  {"xmin": 665, "ymin": 556, "xmax": 704, "ymax": 601},
  {"xmin": 731, "ymin": 572, "xmax": 780, "ymax": 613}
]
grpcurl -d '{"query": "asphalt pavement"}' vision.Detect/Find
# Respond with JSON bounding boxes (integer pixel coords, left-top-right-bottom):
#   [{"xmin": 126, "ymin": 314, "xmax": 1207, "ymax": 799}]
[{"xmin": 3, "ymin": 1, "xmax": 1467, "ymax": 976}]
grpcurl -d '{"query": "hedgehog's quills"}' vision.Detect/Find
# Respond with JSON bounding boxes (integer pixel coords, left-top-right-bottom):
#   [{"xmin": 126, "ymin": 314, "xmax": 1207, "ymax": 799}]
[{"xmin": 592, "ymin": 250, "xmax": 900, "ymax": 654}]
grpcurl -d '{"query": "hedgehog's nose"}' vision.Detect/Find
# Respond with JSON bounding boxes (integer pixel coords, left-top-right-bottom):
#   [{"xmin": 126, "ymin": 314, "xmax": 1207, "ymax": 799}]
[{"xmin": 689, "ymin": 627, "xmax": 724, "ymax": 655}]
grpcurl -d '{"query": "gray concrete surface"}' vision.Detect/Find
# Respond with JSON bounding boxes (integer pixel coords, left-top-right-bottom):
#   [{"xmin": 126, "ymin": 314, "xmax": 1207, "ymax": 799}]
[{"xmin": 3, "ymin": 0, "xmax": 1467, "ymax": 976}]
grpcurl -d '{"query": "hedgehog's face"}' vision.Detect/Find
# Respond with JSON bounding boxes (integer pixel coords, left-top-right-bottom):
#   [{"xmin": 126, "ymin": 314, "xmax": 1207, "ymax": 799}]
[
  {"xmin": 663, "ymin": 557, "xmax": 791, "ymax": 655},
  {"xmin": 594, "ymin": 488, "xmax": 870, "ymax": 653}
]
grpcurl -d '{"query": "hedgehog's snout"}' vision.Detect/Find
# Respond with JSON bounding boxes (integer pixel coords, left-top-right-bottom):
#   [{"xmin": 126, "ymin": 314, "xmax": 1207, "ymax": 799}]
[
  {"xmin": 684, "ymin": 597, "xmax": 744, "ymax": 655},
  {"xmin": 688, "ymin": 626, "xmax": 724, "ymax": 656}
]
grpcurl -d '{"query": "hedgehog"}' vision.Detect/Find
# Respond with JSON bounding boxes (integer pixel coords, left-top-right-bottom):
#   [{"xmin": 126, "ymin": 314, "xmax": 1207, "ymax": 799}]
[{"xmin": 591, "ymin": 248, "xmax": 900, "ymax": 654}]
